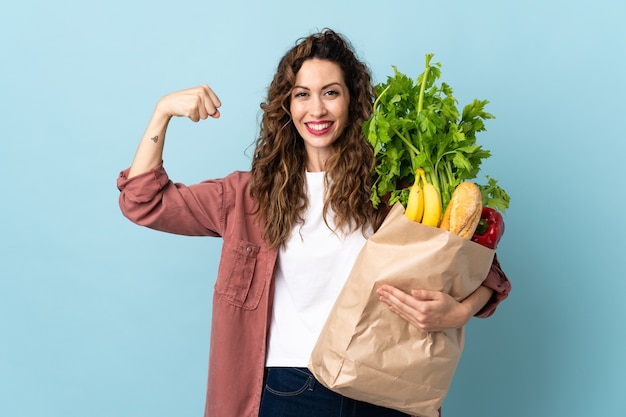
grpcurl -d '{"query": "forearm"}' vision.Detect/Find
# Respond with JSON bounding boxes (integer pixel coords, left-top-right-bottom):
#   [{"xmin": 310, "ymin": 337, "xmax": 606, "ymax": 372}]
[
  {"xmin": 128, "ymin": 103, "xmax": 171, "ymax": 179},
  {"xmin": 460, "ymin": 285, "xmax": 494, "ymax": 321},
  {"xmin": 126, "ymin": 85, "xmax": 222, "ymax": 179}
]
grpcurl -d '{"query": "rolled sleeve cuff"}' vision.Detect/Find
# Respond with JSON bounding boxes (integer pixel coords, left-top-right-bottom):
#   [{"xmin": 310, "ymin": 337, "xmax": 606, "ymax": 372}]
[
  {"xmin": 117, "ymin": 163, "xmax": 169, "ymax": 203},
  {"xmin": 475, "ymin": 253, "xmax": 511, "ymax": 318}
]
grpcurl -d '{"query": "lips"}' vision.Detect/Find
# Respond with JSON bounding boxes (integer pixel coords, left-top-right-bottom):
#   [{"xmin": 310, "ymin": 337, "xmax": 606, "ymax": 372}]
[{"xmin": 305, "ymin": 121, "xmax": 333, "ymax": 136}]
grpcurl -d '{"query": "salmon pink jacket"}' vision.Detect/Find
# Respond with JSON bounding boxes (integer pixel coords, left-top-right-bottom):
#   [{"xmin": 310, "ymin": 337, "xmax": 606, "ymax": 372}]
[{"xmin": 117, "ymin": 163, "xmax": 511, "ymax": 417}]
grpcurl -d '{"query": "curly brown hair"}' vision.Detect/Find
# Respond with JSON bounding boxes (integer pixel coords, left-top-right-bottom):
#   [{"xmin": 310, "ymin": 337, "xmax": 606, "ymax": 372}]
[{"xmin": 249, "ymin": 29, "xmax": 386, "ymax": 248}]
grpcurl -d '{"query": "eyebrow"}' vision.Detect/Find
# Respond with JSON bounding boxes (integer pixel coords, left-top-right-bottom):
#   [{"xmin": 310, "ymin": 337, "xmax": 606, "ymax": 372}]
[{"xmin": 292, "ymin": 82, "xmax": 344, "ymax": 90}]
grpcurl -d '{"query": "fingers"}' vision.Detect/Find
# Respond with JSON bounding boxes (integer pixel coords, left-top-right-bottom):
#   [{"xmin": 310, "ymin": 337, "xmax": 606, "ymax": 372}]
[
  {"xmin": 377, "ymin": 285, "xmax": 436, "ymax": 307},
  {"xmin": 377, "ymin": 285, "xmax": 420, "ymax": 316},
  {"xmin": 376, "ymin": 285, "xmax": 446, "ymax": 332},
  {"xmin": 188, "ymin": 85, "xmax": 220, "ymax": 121},
  {"xmin": 198, "ymin": 84, "xmax": 222, "ymax": 119},
  {"xmin": 377, "ymin": 286, "xmax": 424, "ymax": 330},
  {"xmin": 410, "ymin": 289, "xmax": 439, "ymax": 301}
]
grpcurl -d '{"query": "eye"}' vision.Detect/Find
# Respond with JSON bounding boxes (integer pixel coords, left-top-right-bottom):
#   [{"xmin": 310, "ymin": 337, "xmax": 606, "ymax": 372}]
[
  {"xmin": 325, "ymin": 90, "xmax": 340, "ymax": 97},
  {"xmin": 293, "ymin": 90, "xmax": 308, "ymax": 98}
]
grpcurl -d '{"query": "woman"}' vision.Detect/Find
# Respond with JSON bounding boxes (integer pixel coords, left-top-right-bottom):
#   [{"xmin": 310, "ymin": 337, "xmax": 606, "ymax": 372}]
[{"xmin": 118, "ymin": 29, "xmax": 510, "ymax": 417}]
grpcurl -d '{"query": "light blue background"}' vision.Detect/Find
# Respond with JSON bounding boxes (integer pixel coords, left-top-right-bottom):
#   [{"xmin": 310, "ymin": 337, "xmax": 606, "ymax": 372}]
[{"xmin": 1, "ymin": 0, "xmax": 625, "ymax": 416}]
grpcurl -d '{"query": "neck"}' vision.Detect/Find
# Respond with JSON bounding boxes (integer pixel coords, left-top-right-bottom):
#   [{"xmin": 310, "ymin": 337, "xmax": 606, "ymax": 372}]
[{"xmin": 306, "ymin": 150, "xmax": 333, "ymax": 172}]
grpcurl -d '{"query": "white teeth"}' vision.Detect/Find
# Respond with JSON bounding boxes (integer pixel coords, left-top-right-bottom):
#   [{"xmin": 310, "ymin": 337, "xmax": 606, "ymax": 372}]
[{"xmin": 308, "ymin": 122, "xmax": 331, "ymax": 131}]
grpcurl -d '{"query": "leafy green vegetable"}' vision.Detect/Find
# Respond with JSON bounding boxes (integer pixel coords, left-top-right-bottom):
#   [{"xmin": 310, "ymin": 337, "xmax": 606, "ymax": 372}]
[
  {"xmin": 479, "ymin": 176, "xmax": 511, "ymax": 213},
  {"xmin": 364, "ymin": 54, "xmax": 510, "ymax": 213}
]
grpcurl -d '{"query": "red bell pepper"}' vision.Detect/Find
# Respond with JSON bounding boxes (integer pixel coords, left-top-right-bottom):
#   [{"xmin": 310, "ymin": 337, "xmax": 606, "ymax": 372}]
[{"xmin": 471, "ymin": 207, "xmax": 505, "ymax": 249}]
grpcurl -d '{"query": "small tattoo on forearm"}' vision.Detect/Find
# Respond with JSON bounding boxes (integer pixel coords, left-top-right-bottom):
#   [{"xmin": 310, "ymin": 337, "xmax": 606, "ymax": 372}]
[{"xmin": 150, "ymin": 135, "xmax": 158, "ymax": 143}]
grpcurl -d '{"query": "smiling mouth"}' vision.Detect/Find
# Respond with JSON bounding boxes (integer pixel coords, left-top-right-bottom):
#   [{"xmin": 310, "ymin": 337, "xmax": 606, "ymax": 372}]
[{"xmin": 305, "ymin": 121, "xmax": 333, "ymax": 135}]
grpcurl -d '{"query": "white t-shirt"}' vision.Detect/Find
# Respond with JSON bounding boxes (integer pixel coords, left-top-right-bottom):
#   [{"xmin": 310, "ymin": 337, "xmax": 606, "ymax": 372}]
[{"xmin": 265, "ymin": 172, "xmax": 372, "ymax": 367}]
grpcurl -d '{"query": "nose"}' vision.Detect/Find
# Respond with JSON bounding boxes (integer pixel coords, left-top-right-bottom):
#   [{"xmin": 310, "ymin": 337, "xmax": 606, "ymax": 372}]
[{"xmin": 309, "ymin": 96, "xmax": 327, "ymax": 118}]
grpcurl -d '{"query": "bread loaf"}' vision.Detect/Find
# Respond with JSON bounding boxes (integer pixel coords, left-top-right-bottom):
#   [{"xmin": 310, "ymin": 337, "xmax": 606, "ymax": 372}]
[{"xmin": 439, "ymin": 182, "xmax": 482, "ymax": 239}]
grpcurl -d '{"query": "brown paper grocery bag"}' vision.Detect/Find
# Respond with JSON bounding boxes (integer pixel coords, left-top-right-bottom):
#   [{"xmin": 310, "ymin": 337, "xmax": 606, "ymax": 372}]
[{"xmin": 308, "ymin": 203, "xmax": 495, "ymax": 417}]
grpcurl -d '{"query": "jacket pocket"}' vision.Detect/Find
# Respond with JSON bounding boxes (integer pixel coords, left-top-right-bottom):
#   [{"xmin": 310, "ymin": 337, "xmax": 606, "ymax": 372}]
[{"xmin": 215, "ymin": 239, "xmax": 263, "ymax": 309}]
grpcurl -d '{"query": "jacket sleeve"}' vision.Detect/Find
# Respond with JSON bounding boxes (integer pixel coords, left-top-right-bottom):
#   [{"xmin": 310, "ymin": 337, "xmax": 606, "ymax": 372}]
[
  {"xmin": 117, "ymin": 163, "xmax": 226, "ymax": 237},
  {"xmin": 474, "ymin": 253, "xmax": 511, "ymax": 318}
]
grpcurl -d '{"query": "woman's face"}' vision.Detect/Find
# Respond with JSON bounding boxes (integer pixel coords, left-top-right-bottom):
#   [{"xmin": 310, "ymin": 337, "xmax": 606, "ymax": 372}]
[{"xmin": 290, "ymin": 58, "xmax": 350, "ymax": 171}]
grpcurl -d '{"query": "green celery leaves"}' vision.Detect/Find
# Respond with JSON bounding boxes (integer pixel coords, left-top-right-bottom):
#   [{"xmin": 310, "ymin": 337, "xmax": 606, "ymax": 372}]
[{"xmin": 364, "ymin": 54, "xmax": 510, "ymax": 212}]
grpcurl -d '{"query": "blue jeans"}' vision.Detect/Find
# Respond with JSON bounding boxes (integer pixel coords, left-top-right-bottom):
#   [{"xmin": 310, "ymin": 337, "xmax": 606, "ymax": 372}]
[{"xmin": 258, "ymin": 367, "xmax": 411, "ymax": 417}]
